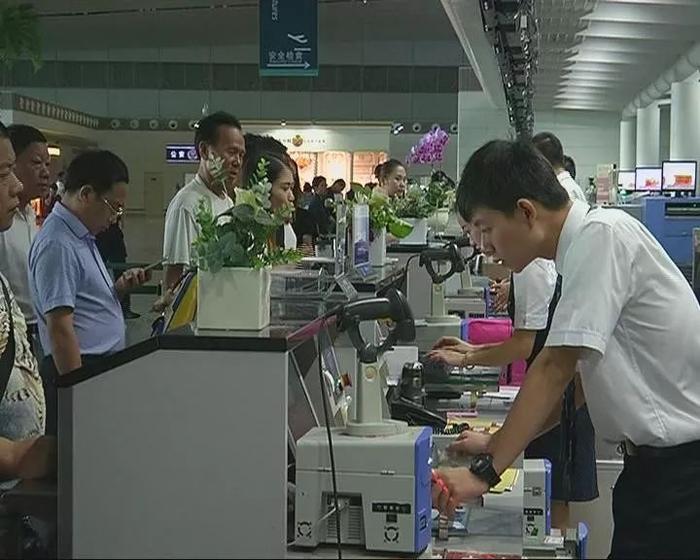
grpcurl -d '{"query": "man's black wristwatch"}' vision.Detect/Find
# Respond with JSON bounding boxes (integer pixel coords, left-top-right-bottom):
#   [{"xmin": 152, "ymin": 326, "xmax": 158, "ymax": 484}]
[{"xmin": 469, "ymin": 454, "xmax": 501, "ymax": 488}]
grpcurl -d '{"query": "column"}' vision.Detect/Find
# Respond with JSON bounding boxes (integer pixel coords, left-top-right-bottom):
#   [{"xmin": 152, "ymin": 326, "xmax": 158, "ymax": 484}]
[
  {"xmin": 619, "ymin": 119, "xmax": 636, "ymax": 170},
  {"xmin": 670, "ymin": 80, "xmax": 700, "ymax": 162},
  {"xmin": 636, "ymin": 102, "xmax": 660, "ymax": 166}
]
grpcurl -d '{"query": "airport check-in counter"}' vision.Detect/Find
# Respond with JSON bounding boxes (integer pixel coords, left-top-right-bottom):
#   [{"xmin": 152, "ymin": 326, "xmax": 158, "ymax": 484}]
[{"xmin": 55, "ymin": 268, "xmax": 405, "ymax": 559}]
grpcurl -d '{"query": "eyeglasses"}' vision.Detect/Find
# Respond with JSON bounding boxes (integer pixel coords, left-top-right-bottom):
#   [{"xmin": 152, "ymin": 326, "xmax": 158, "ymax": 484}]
[{"xmin": 103, "ymin": 198, "xmax": 124, "ymax": 218}]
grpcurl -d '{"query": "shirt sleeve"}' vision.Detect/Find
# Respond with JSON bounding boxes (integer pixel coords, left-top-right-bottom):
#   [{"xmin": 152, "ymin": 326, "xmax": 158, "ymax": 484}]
[
  {"xmin": 512, "ymin": 259, "xmax": 557, "ymax": 330},
  {"xmin": 546, "ymin": 221, "xmax": 633, "ymax": 355},
  {"xmin": 32, "ymin": 241, "xmax": 82, "ymax": 314},
  {"xmin": 163, "ymin": 205, "xmax": 198, "ymax": 266}
]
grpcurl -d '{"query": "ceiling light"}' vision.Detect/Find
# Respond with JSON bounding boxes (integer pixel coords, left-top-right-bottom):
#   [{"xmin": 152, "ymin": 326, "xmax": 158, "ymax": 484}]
[
  {"xmin": 48, "ymin": 146, "xmax": 61, "ymax": 157},
  {"xmin": 281, "ymin": 120, "xmax": 287, "ymax": 127}
]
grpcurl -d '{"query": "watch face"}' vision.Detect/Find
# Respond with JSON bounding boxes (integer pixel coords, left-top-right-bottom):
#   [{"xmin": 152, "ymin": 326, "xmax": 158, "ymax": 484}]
[{"xmin": 471, "ymin": 455, "xmax": 489, "ymax": 473}]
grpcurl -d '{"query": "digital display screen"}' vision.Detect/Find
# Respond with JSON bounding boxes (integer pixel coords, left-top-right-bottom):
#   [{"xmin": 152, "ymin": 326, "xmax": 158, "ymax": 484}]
[
  {"xmin": 635, "ymin": 167, "xmax": 662, "ymax": 192},
  {"xmin": 617, "ymin": 170, "xmax": 636, "ymax": 191},
  {"xmin": 662, "ymin": 161, "xmax": 697, "ymax": 192}
]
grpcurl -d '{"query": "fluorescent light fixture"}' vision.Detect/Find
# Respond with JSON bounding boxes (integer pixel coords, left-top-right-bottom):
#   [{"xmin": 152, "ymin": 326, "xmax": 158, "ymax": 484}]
[{"xmin": 48, "ymin": 146, "xmax": 61, "ymax": 157}]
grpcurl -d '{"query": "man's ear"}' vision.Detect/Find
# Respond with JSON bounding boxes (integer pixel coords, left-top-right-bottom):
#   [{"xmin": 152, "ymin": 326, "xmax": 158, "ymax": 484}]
[
  {"xmin": 78, "ymin": 185, "xmax": 92, "ymax": 201},
  {"xmin": 516, "ymin": 198, "xmax": 538, "ymax": 226},
  {"xmin": 198, "ymin": 142, "xmax": 209, "ymax": 160}
]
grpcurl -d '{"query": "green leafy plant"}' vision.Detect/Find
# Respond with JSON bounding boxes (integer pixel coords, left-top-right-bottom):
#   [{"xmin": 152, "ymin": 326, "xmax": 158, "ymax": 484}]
[
  {"xmin": 393, "ymin": 184, "xmax": 434, "ymax": 219},
  {"xmin": 0, "ymin": 2, "xmax": 41, "ymax": 71},
  {"xmin": 192, "ymin": 158, "xmax": 301, "ymax": 272},
  {"xmin": 425, "ymin": 172, "xmax": 457, "ymax": 210},
  {"xmin": 350, "ymin": 183, "xmax": 413, "ymax": 238}
]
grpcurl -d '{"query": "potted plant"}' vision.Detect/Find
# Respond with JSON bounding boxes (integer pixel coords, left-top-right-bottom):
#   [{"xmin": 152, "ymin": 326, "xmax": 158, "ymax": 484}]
[
  {"xmin": 393, "ymin": 182, "xmax": 433, "ymax": 245},
  {"xmin": 192, "ymin": 157, "xmax": 300, "ymax": 330},
  {"xmin": 351, "ymin": 184, "xmax": 412, "ymax": 267},
  {"xmin": 0, "ymin": 2, "xmax": 41, "ymax": 85},
  {"xmin": 425, "ymin": 171, "xmax": 457, "ymax": 234}
]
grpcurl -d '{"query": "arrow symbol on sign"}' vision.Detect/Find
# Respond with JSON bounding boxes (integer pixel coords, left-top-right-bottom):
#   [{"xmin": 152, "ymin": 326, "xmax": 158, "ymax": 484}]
[{"xmin": 268, "ymin": 61, "xmax": 311, "ymax": 70}]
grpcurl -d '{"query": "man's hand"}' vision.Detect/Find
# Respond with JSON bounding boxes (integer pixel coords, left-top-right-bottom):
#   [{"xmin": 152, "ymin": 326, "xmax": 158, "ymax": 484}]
[
  {"xmin": 115, "ymin": 268, "xmax": 152, "ymax": 298},
  {"xmin": 432, "ymin": 336, "xmax": 477, "ymax": 352},
  {"xmin": 448, "ymin": 430, "xmax": 492, "ymax": 457},
  {"xmin": 490, "ymin": 279, "xmax": 510, "ymax": 312},
  {"xmin": 432, "ymin": 467, "xmax": 489, "ymax": 518},
  {"xmin": 426, "ymin": 348, "xmax": 470, "ymax": 367}
]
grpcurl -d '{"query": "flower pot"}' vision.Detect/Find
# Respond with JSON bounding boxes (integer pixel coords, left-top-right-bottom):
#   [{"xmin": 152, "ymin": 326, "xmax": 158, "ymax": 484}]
[
  {"xmin": 369, "ymin": 227, "xmax": 387, "ymax": 267},
  {"xmin": 399, "ymin": 218, "xmax": 428, "ymax": 245},
  {"xmin": 429, "ymin": 208, "xmax": 450, "ymax": 234},
  {"xmin": 197, "ymin": 267, "xmax": 271, "ymax": 330}
]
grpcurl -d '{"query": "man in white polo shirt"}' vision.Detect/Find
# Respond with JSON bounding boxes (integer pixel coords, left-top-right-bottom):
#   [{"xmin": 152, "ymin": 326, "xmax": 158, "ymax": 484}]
[
  {"xmin": 0, "ymin": 125, "xmax": 50, "ymax": 331},
  {"xmin": 532, "ymin": 131, "xmax": 587, "ymax": 203},
  {"xmin": 162, "ymin": 111, "xmax": 245, "ymax": 290},
  {"xmin": 432, "ymin": 139, "xmax": 700, "ymax": 559}
]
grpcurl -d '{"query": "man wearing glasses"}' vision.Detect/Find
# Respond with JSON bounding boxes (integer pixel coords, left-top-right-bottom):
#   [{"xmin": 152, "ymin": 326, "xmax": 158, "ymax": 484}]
[{"xmin": 28, "ymin": 150, "xmax": 150, "ymax": 435}]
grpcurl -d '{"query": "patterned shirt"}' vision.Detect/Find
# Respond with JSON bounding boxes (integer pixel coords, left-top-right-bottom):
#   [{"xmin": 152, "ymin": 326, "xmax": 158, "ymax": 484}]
[{"xmin": 0, "ymin": 273, "xmax": 45, "ymax": 441}]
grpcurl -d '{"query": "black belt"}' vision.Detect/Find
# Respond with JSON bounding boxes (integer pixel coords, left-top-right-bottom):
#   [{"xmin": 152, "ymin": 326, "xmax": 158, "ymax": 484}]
[{"xmin": 622, "ymin": 439, "xmax": 700, "ymax": 460}]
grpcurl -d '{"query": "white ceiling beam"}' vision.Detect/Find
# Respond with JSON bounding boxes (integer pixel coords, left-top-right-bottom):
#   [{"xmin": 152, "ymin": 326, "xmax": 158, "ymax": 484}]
[
  {"xmin": 440, "ymin": 0, "xmax": 504, "ymax": 107},
  {"xmin": 580, "ymin": 21, "xmax": 700, "ymax": 41},
  {"xmin": 584, "ymin": 2, "xmax": 700, "ymax": 25},
  {"xmin": 567, "ymin": 36, "xmax": 681, "ymax": 54}
]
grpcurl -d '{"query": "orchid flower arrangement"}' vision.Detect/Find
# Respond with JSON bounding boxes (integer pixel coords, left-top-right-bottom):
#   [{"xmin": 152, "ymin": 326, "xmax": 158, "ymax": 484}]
[{"xmin": 406, "ymin": 126, "xmax": 450, "ymax": 166}]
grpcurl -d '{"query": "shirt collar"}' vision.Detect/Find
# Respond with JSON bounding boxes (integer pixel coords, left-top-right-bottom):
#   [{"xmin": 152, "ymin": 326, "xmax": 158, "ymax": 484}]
[
  {"xmin": 53, "ymin": 202, "xmax": 93, "ymax": 240},
  {"xmin": 555, "ymin": 200, "xmax": 589, "ymax": 273},
  {"xmin": 557, "ymin": 170, "xmax": 571, "ymax": 182}
]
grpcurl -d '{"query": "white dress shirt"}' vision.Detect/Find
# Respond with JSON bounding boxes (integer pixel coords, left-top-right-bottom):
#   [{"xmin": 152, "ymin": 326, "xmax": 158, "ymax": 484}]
[
  {"xmin": 0, "ymin": 204, "xmax": 38, "ymax": 324},
  {"xmin": 546, "ymin": 200, "xmax": 700, "ymax": 447},
  {"xmin": 511, "ymin": 258, "xmax": 558, "ymax": 330},
  {"xmin": 557, "ymin": 171, "xmax": 587, "ymax": 203},
  {"xmin": 163, "ymin": 174, "xmax": 233, "ymax": 266}
]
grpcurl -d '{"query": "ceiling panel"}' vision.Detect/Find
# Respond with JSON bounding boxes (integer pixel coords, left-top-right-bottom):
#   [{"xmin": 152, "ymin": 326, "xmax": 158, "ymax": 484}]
[{"xmin": 532, "ymin": 0, "xmax": 700, "ymax": 111}]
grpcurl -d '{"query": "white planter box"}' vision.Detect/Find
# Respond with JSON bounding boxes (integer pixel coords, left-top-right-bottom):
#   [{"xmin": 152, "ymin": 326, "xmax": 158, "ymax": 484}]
[
  {"xmin": 399, "ymin": 218, "xmax": 428, "ymax": 245},
  {"xmin": 428, "ymin": 208, "xmax": 450, "ymax": 234},
  {"xmin": 197, "ymin": 267, "xmax": 271, "ymax": 330},
  {"xmin": 370, "ymin": 227, "xmax": 387, "ymax": 267}
]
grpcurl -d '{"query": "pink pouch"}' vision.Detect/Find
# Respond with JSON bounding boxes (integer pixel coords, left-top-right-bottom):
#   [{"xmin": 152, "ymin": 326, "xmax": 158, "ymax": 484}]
[{"xmin": 464, "ymin": 318, "xmax": 527, "ymax": 386}]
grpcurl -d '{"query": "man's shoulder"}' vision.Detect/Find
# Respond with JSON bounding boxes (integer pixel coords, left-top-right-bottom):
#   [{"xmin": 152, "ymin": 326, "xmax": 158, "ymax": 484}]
[{"xmin": 167, "ymin": 178, "xmax": 212, "ymax": 213}]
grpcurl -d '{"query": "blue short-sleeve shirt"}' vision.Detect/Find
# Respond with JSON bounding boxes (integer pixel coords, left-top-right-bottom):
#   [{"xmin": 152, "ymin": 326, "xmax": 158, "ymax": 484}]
[{"xmin": 28, "ymin": 203, "xmax": 125, "ymax": 356}]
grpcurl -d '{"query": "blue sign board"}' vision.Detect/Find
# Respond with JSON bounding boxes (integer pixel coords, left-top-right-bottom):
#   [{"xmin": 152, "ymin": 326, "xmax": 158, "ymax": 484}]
[
  {"xmin": 259, "ymin": 0, "xmax": 318, "ymax": 77},
  {"xmin": 166, "ymin": 144, "xmax": 199, "ymax": 164}
]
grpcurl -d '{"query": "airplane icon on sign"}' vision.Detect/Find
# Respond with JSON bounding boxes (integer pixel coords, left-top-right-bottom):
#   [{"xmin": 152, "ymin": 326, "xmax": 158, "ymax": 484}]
[{"xmin": 287, "ymin": 33, "xmax": 308, "ymax": 44}]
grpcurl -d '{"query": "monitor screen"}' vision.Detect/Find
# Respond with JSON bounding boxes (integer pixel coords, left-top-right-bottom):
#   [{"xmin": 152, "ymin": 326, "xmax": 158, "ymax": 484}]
[
  {"xmin": 288, "ymin": 344, "xmax": 319, "ymax": 446},
  {"xmin": 635, "ymin": 167, "xmax": 662, "ymax": 192},
  {"xmin": 662, "ymin": 161, "xmax": 697, "ymax": 192},
  {"xmin": 617, "ymin": 170, "xmax": 636, "ymax": 191}
]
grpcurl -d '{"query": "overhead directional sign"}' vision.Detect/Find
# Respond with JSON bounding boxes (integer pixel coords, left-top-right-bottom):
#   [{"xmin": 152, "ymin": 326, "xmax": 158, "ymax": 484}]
[
  {"xmin": 166, "ymin": 144, "xmax": 199, "ymax": 164},
  {"xmin": 259, "ymin": 0, "xmax": 318, "ymax": 77}
]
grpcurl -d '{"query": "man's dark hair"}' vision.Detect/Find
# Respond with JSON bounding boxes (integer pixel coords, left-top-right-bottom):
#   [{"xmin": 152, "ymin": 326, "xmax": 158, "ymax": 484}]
[
  {"xmin": 7, "ymin": 124, "xmax": 47, "ymax": 156},
  {"xmin": 563, "ymin": 154, "xmax": 576, "ymax": 179},
  {"xmin": 531, "ymin": 131, "xmax": 565, "ymax": 169},
  {"xmin": 244, "ymin": 133, "xmax": 286, "ymax": 156},
  {"xmin": 456, "ymin": 139, "xmax": 569, "ymax": 221},
  {"xmin": 194, "ymin": 111, "xmax": 242, "ymax": 157},
  {"xmin": 64, "ymin": 150, "xmax": 129, "ymax": 195},
  {"xmin": 0, "ymin": 120, "xmax": 8, "ymax": 139}
]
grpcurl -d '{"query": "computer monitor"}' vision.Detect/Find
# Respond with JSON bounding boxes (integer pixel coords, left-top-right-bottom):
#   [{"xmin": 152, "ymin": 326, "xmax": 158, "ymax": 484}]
[
  {"xmin": 635, "ymin": 166, "xmax": 662, "ymax": 193},
  {"xmin": 287, "ymin": 346, "xmax": 319, "ymax": 453},
  {"xmin": 662, "ymin": 160, "xmax": 697, "ymax": 193},
  {"xmin": 617, "ymin": 170, "xmax": 636, "ymax": 191},
  {"xmin": 290, "ymin": 328, "xmax": 346, "ymax": 433}
]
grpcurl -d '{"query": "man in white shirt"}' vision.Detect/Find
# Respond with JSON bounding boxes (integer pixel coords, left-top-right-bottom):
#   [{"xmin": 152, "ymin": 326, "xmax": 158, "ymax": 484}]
[
  {"xmin": 162, "ymin": 112, "xmax": 245, "ymax": 289},
  {"xmin": 532, "ymin": 132, "xmax": 587, "ymax": 203},
  {"xmin": 0, "ymin": 125, "xmax": 50, "ymax": 329},
  {"xmin": 432, "ymin": 139, "xmax": 700, "ymax": 558}
]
